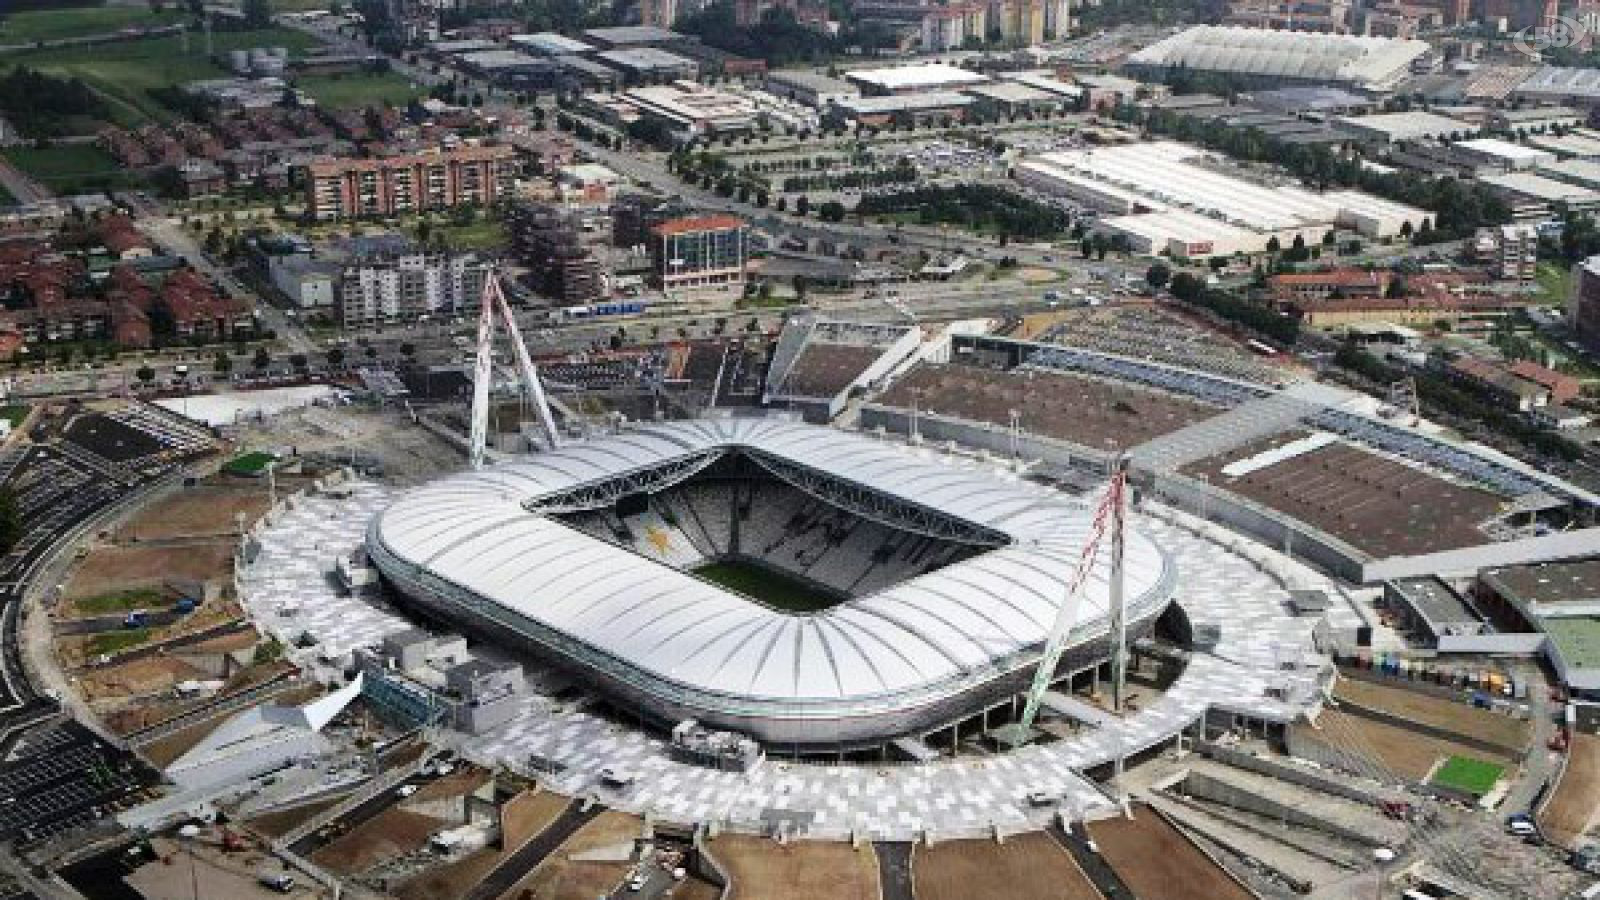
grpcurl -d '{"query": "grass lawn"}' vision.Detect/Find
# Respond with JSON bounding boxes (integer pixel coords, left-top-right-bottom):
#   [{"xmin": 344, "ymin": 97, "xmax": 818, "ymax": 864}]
[
  {"xmin": 1430, "ymin": 755, "xmax": 1504, "ymax": 796},
  {"xmin": 6, "ymin": 27, "xmax": 322, "ymax": 126},
  {"xmin": 409, "ymin": 216, "xmax": 509, "ymax": 251},
  {"xmin": 223, "ymin": 451, "xmax": 276, "ymax": 476},
  {"xmin": 1535, "ymin": 261, "xmax": 1573, "ymax": 307},
  {"xmin": 75, "ymin": 588, "xmax": 167, "ymax": 616},
  {"xmin": 297, "ymin": 71, "xmax": 421, "ymax": 109},
  {"xmin": 0, "ymin": 144, "xmax": 138, "ymax": 193},
  {"xmin": 693, "ymin": 560, "xmax": 841, "ymax": 612},
  {"xmin": 89, "ymin": 627, "xmax": 152, "ymax": 656},
  {"xmin": 0, "ymin": 404, "xmax": 26, "ymax": 428},
  {"xmin": 0, "ymin": 7, "xmax": 186, "ymax": 45}
]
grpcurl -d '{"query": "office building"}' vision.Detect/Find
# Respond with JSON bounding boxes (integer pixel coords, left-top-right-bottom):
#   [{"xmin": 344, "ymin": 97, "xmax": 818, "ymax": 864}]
[{"xmin": 649, "ymin": 214, "xmax": 748, "ymax": 291}]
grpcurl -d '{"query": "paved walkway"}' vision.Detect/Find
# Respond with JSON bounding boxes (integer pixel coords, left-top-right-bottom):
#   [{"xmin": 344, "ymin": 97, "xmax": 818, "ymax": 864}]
[{"xmin": 239, "ymin": 475, "xmax": 1333, "ymax": 841}]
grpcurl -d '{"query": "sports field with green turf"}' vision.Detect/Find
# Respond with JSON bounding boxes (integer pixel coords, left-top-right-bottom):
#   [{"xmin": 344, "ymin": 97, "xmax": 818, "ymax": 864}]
[
  {"xmin": 4, "ymin": 26, "xmax": 321, "ymax": 126},
  {"xmin": 1430, "ymin": 755, "xmax": 1504, "ymax": 797},
  {"xmin": 693, "ymin": 559, "xmax": 843, "ymax": 612}
]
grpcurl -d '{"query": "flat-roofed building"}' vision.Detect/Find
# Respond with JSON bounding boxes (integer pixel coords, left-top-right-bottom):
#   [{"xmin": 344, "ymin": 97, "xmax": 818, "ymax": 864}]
[
  {"xmin": 1386, "ymin": 577, "xmax": 1484, "ymax": 646},
  {"xmin": 1482, "ymin": 171, "xmax": 1600, "ymax": 220},
  {"xmin": 764, "ymin": 70, "xmax": 860, "ymax": 108},
  {"xmin": 596, "ymin": 47, "xmax": 699, "ymax": 82},
  {"xmin": 845, "ymin": 62, "xmax": 988, "ymax": 96},
  {"xmin": 510, "ymin": 32, "xmax": 595, "ymax": 56},
  {"xmin": 831, "ymin": 92, "xmax": 973, "ymax": 126},
  {"xmin": 650, "ymin": 214, "xmax": 748, "ymax": 292},
  {"xmin": 961, "ymin": 81, "xmax": 1062, "ymax": 113},
  {"xmin": 1336, "ymin": 110, "xmax": 1477, "ymax": 143},
  {"xmin": 624, "ymin": 81, "xmax": 756, "ymax": 135},
  {"xmin": 304, "ymin": 145, "xmax": 517, "ymax": 220},
  {"xmin": 583, "ymin": 25, "xmax": 685, "ymax": 47},
  {"xmin": 1451, "ymin": 137, "xmax": 1557, "ymax": 171}
]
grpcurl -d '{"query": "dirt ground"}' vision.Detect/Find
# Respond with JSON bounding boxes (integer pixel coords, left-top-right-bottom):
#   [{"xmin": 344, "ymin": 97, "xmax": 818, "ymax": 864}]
[
  {"xmin": 1540, "ymin": 733, "xmax": 1600, "ymax": 848},
  {"xmin": 127, "ymin": 837, "xmax": 321, "ymax": 899},
  {"xmin": 410, "ymin": 767, "xmax": 491, "ymax": 804},
  {"xmin": 312, "ymin": 807, "xmax": 449, "ymax": 875},
  {"xmin": 911, "ymin": 833, "xmax": 1100, "ymax": 900},
  {"xmin": 496, "ymin": 810, "xmax": 643, "ymax": 900},
  {"xmin": 1294, "ymin": 710, "xmax": 1503, "ymax": 781},
  {"xmin": 703, "ymin": 835, "xmax": 878, "ymax": 900},
  {"xmin": 247, "ymin": 797, "xmax": 348, "ymax": 840},
  {"xmin": 396, "ymin": 791, "xmax": 577, "ymax": 900},
  {"xmin": 116, "ymin": 483, "xmax": 273, "ymax": 541},
  {"xmin": 76, "ymin": 655, "xmax": 206, "ymax": 702},
  {"xmin": 62, "ymin": 541, "xmax": 236, "ymax": 599},
  {"xmin": 1335, "ymin": 678, "xmax": 1529, "ymax": 753},
  {"xmin": 1088, "ymin": 805, "xmax": 1254, "ymax": 900}
]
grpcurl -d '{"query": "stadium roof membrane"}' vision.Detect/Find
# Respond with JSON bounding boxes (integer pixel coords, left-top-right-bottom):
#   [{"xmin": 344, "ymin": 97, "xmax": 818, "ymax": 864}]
[{"xmin": 369, "ymin": 420, "xmax": 1172, "ymax": 717}]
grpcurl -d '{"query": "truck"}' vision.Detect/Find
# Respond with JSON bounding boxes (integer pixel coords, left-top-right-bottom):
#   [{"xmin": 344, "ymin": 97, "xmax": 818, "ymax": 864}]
[
  {"xmin": 123, "ymin": 610, "xmax": 148, "ymax": 628},
  {"xmin": 175, "ymin": 598, "xmax": 197, "ymax": 615}
]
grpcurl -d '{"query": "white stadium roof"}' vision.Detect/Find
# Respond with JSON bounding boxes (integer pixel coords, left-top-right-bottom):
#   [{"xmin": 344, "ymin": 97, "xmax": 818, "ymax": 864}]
[
  {"xmin": 369, "ymin": 420, "xmax": 1172, "ymax": 721},
  {"xmin": 1128, "ymin": 26, "xmax": 1430, "ymax": 89}
]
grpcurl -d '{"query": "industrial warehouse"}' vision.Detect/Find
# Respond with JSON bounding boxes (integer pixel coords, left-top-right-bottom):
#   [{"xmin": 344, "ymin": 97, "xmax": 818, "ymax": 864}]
[{"xmin": 1017, "ymin": 141, "xmax": 1432, "ymax": 256}]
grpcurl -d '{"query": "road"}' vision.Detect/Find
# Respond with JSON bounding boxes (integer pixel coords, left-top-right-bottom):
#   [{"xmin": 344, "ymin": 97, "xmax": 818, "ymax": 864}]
[
  {"xmin": 464, "ymin": 801, "xmax": 600, "ymax": 900},
  {"xmin": 137, "ymin": 215, "xmax": 318, "ymax": 356},
  {"xmin": 0, "ymin": 156, "xmax": 50, "ymax": 205}
]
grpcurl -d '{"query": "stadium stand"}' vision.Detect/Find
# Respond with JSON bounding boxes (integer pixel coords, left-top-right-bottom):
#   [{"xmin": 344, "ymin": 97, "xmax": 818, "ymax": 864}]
[
  {"xmin": 877, "ymin": 363, "xmax": 1220, "ymax": 453},
  {"xmin": 1036, "ymin": 304, "xmax": 1290, "ymax": 386},
  {"xmin": 1183, "ymin": 433, "xmax": 1507, "ymax": 557},
  {"xmin": 554, "ymin": 470, "xmax": 975, "ymax": 599}
]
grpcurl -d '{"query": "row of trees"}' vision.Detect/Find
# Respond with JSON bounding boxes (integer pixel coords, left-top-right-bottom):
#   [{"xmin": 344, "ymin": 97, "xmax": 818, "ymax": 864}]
[
  {"xmin": 1168, "ymin": 271, "xmax": 1301, "ymax": 345},
  {"xmin": 856, "ymin": 184, "xmax": 1070, "ymax": 241},
  {"xmin": 1334, "ymin": 343, "xmax": 1585, "ymax": 462},
  {"xmin": 780, "ymin": 159, "xmax": 916, "ymax": 193}
]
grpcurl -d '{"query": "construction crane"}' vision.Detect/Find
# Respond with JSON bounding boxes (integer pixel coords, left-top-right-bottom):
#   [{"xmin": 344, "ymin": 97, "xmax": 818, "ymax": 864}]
[
  {"xmin": 468, "ymin": 271, "xmax": 560, "ymax": 469},
  {"xmin": 1016, "ymin": 456, "xmax": 1129, "ymax": 734}
]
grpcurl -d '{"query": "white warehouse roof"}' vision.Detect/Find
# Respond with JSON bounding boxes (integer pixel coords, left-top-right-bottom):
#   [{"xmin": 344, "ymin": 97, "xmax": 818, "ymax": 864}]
[
  {"xmin": 1129, "ymin": 26, "xmax": 1431, "ymax": 89},
  {"xmin": 368, "ymin": 420, "xmax": 1172, "ymax": 714},
  {"xmin": 845, "ymin": 63, "xmax": 989, "ymax": 93}
]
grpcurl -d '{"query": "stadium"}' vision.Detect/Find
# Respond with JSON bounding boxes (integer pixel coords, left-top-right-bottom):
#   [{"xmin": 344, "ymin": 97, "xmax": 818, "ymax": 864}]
[{"xmin": 366, "ymin": 418, "xmax": 1176, "ymax": 748}]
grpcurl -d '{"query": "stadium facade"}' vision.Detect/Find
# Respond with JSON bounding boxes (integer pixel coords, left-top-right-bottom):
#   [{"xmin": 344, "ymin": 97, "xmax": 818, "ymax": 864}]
[{"xmin": 367, "ymin": 419, "xmax": 1176, "ymax": 748}]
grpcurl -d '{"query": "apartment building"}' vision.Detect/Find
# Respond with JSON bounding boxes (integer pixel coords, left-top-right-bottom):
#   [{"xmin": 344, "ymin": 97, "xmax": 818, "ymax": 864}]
[
  {"xmin": 338, "ymin": 252, "xmax": 491, "ymax": 327},
  {"xmin": 305, "ymin": 145, "xmax": 517, "ymax": 221}
]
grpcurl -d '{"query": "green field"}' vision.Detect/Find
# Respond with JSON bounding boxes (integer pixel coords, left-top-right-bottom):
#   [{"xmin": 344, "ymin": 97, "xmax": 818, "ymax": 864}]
[
  {"xmin": 89, "ymin": 627, "xmax": 152, "ymax": 656},
  {"xmin": 297, "ymin": 71, "xmax": 421, "ymax": 109},
  {"xmin": 0, "ymin": 144, "xmax": 137, "ymax": 194},
  {"xmin": 412, "ymin": 216, "xmax": 509, "ymax": 251},
  {"xmin": 1535, "ymin": 260, "xmax": 1574, "ymax": 307},
  {"xmin": 75, "ymin": 588, "xmax": 166, "ymax": 615},
  {"xmin": 6, "ymin": 26, "xmax": 322, "ymax": 126},
  {"xmin": 224, "ymin": 451, "xmax": 276, "ymax": 476},
  {"xmin": 693, "ymin": 559, "xmax": 842, "ymax": 612},
  {"xmin": 1430, "ymin": 755, "xmax": 1504, "ymax": 796},
  {"xmin": 0, "ymin": 6, "xmax": 187, "ymax": 46},
  {"xmin": 0, "ymin": 404, "xmax": 26, "ymax": 428}
]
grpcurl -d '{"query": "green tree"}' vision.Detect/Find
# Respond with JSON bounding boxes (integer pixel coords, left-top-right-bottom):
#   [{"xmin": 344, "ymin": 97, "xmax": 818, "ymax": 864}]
[
  {"xmin": 242, "ymin": 0, "xmax": 274, "ymax": 28},
  {"xmin": 135, "ymin": 365, "xmax": 155, "ymax": 385},
  {"xmin": 213, "ymin": 351, "xmax": 231, "ymax": 376},
  {"xmin": 327, "ymin": 345, "xmax": 345, "ymax": 369},
  {"xmin": 0, "ymin": 488, "xmax": 20, "ymax": 554},
  {"xmin": 1145, "ymin": 262, "xmax": 1171, "ymax": 290},
  {"xmin": 253, "ymin": 346, "xmax": 271, "ymax": 372}
]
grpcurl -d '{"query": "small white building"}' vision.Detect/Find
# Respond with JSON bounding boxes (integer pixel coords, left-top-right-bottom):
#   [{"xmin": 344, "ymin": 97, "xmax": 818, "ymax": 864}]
[{"xmin": 163, "ymin": 675, "xmax": 363, "ymax": 792}]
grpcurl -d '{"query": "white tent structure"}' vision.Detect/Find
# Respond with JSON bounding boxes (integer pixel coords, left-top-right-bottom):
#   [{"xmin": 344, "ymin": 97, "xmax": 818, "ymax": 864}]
[{"xmin": 164, "ymin": 675, "xmax": 364, "ymax": 791}]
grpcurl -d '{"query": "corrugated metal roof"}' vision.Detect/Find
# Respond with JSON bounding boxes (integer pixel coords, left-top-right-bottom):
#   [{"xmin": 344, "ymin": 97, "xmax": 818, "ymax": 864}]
[{"xmin": 370, "ymin": 419, "xmax": 1173, "ymax": 708}]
